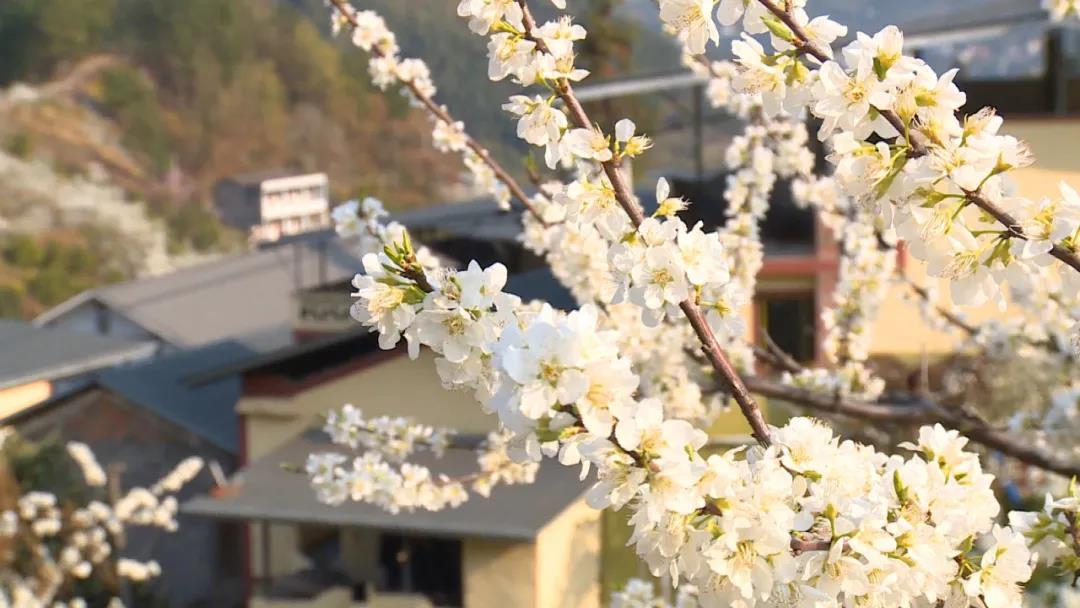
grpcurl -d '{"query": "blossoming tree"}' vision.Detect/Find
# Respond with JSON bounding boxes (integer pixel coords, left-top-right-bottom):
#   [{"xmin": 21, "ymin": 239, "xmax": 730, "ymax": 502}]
[
  {"xmin": 305, "ymin": 0, "xmax": 1080, "ymax": 605},
  {"xmin": 0, "ymin": 430, "xmax": 203, "ymax": 607}
]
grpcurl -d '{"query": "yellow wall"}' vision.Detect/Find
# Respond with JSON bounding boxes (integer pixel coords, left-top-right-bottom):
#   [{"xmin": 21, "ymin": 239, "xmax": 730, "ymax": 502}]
[
  {"xmin": 463, "ymin": 538, "xmax": 537, "ymax": 608},
  {"xmin": 536, "ymin": 500, "xmax": 602, "ymax": 608},
  {"xmin": 241, "ymin": 350, "xmax": 499, "ymax": 461},
  {"xmin": 0, "ymin": 381, "xmax": 52, "ymax": 420},
  {"xmin": 866, "ymin": 256, "xmax": 1013, "ymax": 357},
  {"xmin": 1006, "ymin": 119, "xmax": 1080, "ymax": 177}
]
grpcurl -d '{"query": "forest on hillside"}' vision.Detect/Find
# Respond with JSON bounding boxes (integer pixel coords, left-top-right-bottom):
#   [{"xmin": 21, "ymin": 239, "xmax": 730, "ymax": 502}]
[
  {"xmin": 0, "ymin": 0, "xmax": 462, "ymax": 206},
  {"xmin": 0, "ymin": 0, "xmax": 467, "ymax": 317},
  {"xmin": 0, "ymin": 0, "xmax": 677, "ymax": 318}
]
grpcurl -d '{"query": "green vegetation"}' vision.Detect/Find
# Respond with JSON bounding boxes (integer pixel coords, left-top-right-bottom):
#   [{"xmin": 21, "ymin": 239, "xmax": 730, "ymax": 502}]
[
  {"xmin": 0, "ymin": 285, "xmax": 24, "ymax": 318},
  {"xmin": 1, "ymin": 432, "xmax": 89, "ymax": 502},
  {"xmin": 0, "ymin": 230, "xmax": 130, "ymax": 317},
  {"xmin": 2, "ymin": 233, "xmax": 44, "ymax": 268},
  {"xmin": 162, "ymin": 203, "xmax": 234, "ymax": 254},
  {"xmin": 0, "ymin": 0, "xmax": 460, "ymax": 207},
  {"xmin": 109, "ymin": 0, "xmax": 454, "ymax": 205},
  {"xmin": 4, "ymin": 131, "xmax": 33, "ymax": 159},
  {"xmin": 100, "ymin": 66, "xmax": 172, "ymax": 172},
  {"xmin": 0, "ymin": 0, "xmax": 117, "ymax": 84}
]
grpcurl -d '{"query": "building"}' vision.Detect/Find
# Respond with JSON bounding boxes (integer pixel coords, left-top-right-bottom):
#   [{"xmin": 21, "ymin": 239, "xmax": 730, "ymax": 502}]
[
  {"xmin": 215, "ymin": 171, "xmax": 332, "ymax": 243},
  {"xmin": 175, "ymin": 207, "xmax": 758, "ymax": 607},
  {"xmin": 0, "ymin": 319, "xmax": 155, "ymax": 418},
  {"xmin": 181, "ymin": 322, "xmax": 606, "ymax": 608},
  {"xmin": 33, "ymin": 233, "xmax": 362, "ymax": 355},
  {"xmin": 187, "ymin": 432, "xmax": 598, "ymax": 608},
  {"xmin": 8, "ymin": 340, "xmax": 258, "ymax": 607}
]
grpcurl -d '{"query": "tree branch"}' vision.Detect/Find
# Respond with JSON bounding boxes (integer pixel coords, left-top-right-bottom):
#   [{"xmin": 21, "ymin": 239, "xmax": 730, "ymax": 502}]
[
  {"xmin": 964, "ymin": 189, "xmax": 1080, "ymax": 273},
  {"xmin": 743, "ymin": 374, "xmax": 1080, "ymax": 477},
  {"xmin": 518, "ymin": 0, "xmax": 772, "ymax": 445},
  {"xmin": 327, "ymin": 0, "xmax": 549, "ymax": 225},
  {"xmin": 902, "ymin": 277, "xmax": 978, "ymax": 336},
  {"xmin": 753, "ymin": 0, "xmax": 1080, "ymax": 273}
]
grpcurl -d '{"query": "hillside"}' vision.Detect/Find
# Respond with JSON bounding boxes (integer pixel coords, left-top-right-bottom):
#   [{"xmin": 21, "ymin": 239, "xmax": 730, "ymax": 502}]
[
  {"xmin": 288, "ymin": 0, "xmax": 681, "ymax": 154},
  {"xmin": 0, "ymin": 0, "xmax": 467, "ymax": 318},
  {"xmin": 0, "ymin": 71, "xmax": 239, "ymax": 318},
  {"xmin": 0, "ymin": 0, "xmax": 684, "ymax": 319},
  {"xmin": 0, "ymin": 0, "xmax": 461, "ymax": 207}
]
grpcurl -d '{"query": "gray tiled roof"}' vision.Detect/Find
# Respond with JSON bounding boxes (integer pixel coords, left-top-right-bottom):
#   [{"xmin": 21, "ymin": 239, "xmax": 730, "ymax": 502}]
[
  {"xmin": 390, "ymin": 198, "xmax": 526, "ymax": 243},
  {"xmin": 183, "ymin": 430, "xmax": 589, "ymax": 539},
  {"xmin": 898, "ymin": 0, "xmax": 1044, "ymax": 39},
  {"xmin": 35, "ymin": 236, "xmax": 364, "ymax": 351},
  {"xmin": 94, "ymin": 341, "xmax": 256, "ymax": 452},
  {"xmin": 0, "ymin": 319, "xmax": 156, "ymax": 390}
]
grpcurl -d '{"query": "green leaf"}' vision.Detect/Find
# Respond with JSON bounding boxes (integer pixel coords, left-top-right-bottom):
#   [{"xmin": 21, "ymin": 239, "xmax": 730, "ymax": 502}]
[{"xmin": 762, "ymin": 16, "xmax": 796, "ymax": 44}]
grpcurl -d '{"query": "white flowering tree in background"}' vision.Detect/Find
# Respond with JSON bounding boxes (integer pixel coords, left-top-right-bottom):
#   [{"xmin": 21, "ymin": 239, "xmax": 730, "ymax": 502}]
[
  {"xmin": 0, "ymin": 430, "xmax": 202, "ymax": 608},
  {"xmin": 306, "ymin": 0, "xmax": 1080, "ymax": 605}
]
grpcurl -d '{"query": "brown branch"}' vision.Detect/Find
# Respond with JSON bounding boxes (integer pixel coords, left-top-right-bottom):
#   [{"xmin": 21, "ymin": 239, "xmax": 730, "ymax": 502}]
[
  {"xmin": 791, "ymin": 538, "xmax": 832, "ymax": 553},
  {"xmin": 744, "ymin": 375, "xmax": 928, "ymax": 423},
  {"xmin": 753, "ymin": 0, "xmax": 927, "ymax": 159},
  {"xmin": 517, "ymin": 0, "xmax": 772, "ymax": 445},
  {"xmin": 752, "ymin": 0, "xmax": 1080, "ymax": 275},
  {"xmin": 743, "ymin": 373, "xmax": 1080, "ymax": 477},
  {"xmin": 902, "ymin": 278, "xmax": 977, "ymax": 336},
  {"xmin": 757, "ymin": 329, "xmax": 803, "ymax": 374},
  {"xmin": 327, "ymin": 0, "xmax": 548, "ymax": 226},
  {"xmin": 965, "ymin": 190, "xmax": 1080, "ymax": 273}
]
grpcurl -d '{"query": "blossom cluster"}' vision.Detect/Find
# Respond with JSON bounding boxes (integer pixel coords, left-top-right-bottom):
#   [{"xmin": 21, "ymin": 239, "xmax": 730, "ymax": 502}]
[
  {"xmin": 1045, "ymin": 0, "xmax": 1080, "ymax": 22},
  {"xmin": 316, "ymin": 1, "xmax": 1080, "ymax": 604},
  {"xmin": 307, "ymin": 410, "xmax": 539, "ymax": 512},
  {"xmin": 1008, "ymin": 479, "xmax": 1080, "ymax": 581},
  {"xmin": 324, "ymin": 403, "xmax": 451, "ymax": 461},
  {"xmin": 0, "ymin": 432, "xmax": 203, "ymax": 607},
  {"xmin": 669, "ymin": 0, "xmax": 1080, "ymax": 477},
  {"xmin": 330, "ymin": 240, "xmax": 1057, "ymax": 603},
  {"xmin": 468, "ymin": 2, "xmax": 762, "ymax": 422},
  {"xmin": 668, "ymin": 0, "xmax": 1080, "ymax": 314},
  {"xmin": 456, "ymin": 2, "xmax": 749, "ymax": 345},
  {"xmin": 328, "ymin": 2, "xmax": 745, "ymax": 429},
  {"xmin": 338, "ymin": 211, "xmax": 1061, "ymax": 606}
]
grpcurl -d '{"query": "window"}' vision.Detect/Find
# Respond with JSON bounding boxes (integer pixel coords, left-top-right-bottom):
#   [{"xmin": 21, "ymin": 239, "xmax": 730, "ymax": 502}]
[
  {"xmin": 758, "ymin": 292, "xmax": 817, "ymax": 363},
  {"xmin": 94, "ymin": 302, "xmax": 111, "ymax": 335},
  {"xmin": 378, "ymin": 533, "xmax": 463, "ymax": 607}
]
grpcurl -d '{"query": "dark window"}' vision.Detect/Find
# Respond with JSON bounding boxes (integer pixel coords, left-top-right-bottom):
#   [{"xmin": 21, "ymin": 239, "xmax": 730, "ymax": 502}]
[
  {"xmin": 378, "ymin": 533, "xmax": 463, "ymax": 607},
  {"xmin": 94, "ymin": 302, "xmax": 111, "ymax": 334},
  {"xmin": 759, "ymin": 292, "xmax": 816, "ymax": 363}
]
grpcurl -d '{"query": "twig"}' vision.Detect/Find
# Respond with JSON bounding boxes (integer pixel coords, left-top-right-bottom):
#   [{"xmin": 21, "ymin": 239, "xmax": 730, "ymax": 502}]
[
  {"xmin": 902, "ymin": 277, "xmax": 978, "ymax": 336},
  {"xmin": 518, "ymin": 0, "xmax": 772, "ymax": 446},
  {"xmin": 964, "ymin": 189, "xmax": 1080, "ymax": 273},
  {"xmin": 327, "ymin": 0, "xmax": 548, "ymax": 226},
  {"xmin": 742, "ymin": 373, "xmax": 1080, "ymax": 477},
  {"xmin": 758, "ymin": 328, "xmax": 803, "ymax": 374},
  {"xmin": 752, "ymin": 0, "xmax": 1080, "ymax": 273}
]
